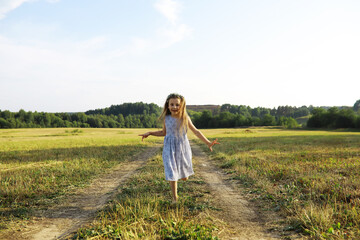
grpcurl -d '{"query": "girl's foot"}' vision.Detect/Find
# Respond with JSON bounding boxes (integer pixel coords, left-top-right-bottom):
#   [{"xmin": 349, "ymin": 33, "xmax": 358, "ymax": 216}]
[{"xmin": 172, "ymin": 196, "xmax": 178, "ymax": 204}]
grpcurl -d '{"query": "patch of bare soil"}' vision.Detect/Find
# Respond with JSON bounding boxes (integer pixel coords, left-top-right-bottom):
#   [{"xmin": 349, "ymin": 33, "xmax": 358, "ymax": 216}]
[
  {"xmin": 2, "ymin": 146, "xmax": 160, "ymax": 240},
  {"xmin": 191, "ymin": 143, "xmax": 304, "ymax": 240}
]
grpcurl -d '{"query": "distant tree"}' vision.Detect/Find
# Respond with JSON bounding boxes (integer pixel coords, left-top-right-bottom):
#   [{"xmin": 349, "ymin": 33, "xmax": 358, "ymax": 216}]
[
  {"xmin": 51, "ymin": 115, "xmax": 64, "ymax": 127},
  {"xmin": 251, "ymin": 116, "xmax": 261, "ymax": 126},
  {"xmin": 220, "ymin": 104, "xmax": 231, "ymax": 113},
  {"xmin": 278, "ymin": 117, "xmax": 299, "ymax": 128},
  {"xmin": 259, "ymin": 108, "xmax": 270, "ymax": 118},
  {"xmin": 353, "ymin": 99, "xmax": 360, "ymax": 113},
  {"xmin": 325, "ymin": 107, "xmax": 339, "ymax": 128},
  {"xmin": 198, "ymin": 110, "xmax": 213, "ymax": 128},
  {"xmin": 308, "ymin": 105, "xmax": 314, "ymax": 113},
  {"xmin": 86, "ymin": 102, "xmax": 161, "ymax": 117},
  {"xmin": 294, "ymin": 106, "xmax": 310, "ymax": 118},
  {"xmin": 0, "ymin": 118, "xmax": 10, "ymax": 128},
  {"xmin": 238, "ymin": 105, "xmax": 251, "ymax": 117},
  {"xmin": 25, "ymin": 111, "xmax": 34, "ymax": 124},
  {"xmin": 44, "ymin": 113, "xmax": 53, "ymax": 127},
  {"xmin": 307, "ymin": 107, "xmax": 358, "ymax": 129},
  {"xmin": 124, "ymin": 115, "xmax": 133, "ymax": 128},
  {"xmin": 71, "ymin": 112, "xmax": 87, "ymax": 122},
  {"xmin": 307, "ymin": 108, "xmax": 326, "ymax": 128},
  {"xmin": 87, "ymin": 116, "xmax": 102, "ymax": 128},
  {"xmin": 234, "ymin": 114, "xmax": 246, "ymax": 127},
  {"xmin": 64, "ymin": 120, "xmax": 73, "ymax": 127},
  {"xmin": 229, "ymin": 105, "xmax": 239, "ymax": 114},
  {"xmin": 251, "ymin": 107, "xmax": 261, "ymax": 117},
  {"xmin": 276, "ymin": 106, "xmax": 296, "ymax": 118},
  {"xmin": 117, "ymin": 114, "xmax": 125, "ymax": 127},
  {"xmin": 7, "ymin": 118, "xmax": 16, "ymax": 128},
  {"xmin": 262, "ymin": 114, "xmax": 276, "ymax": 126},
  {"xmin": 1, "ymin": 110, "xmax": 12, "ymax": 119},
  {"xmin": 335, "ymin": 109, "xmax": 356, "ymax": 128},
  {"xmin": 16, "ymin": 109, "xmax": 26, "ymax": 122},
  {"xmin": 190, "ymin": 112, "xmax": 201, "ymax": 127},
  {"xmin": 217, "ymin": 112, "xmax": 235, "ymax": 128},
  {"xmin": 356, "ymin": 116, "xmax": 360, "ymax": 128}
]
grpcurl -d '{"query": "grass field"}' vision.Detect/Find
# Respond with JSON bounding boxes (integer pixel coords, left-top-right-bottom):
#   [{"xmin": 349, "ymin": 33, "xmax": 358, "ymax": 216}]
[
  {"xmin": 195, "ymin": 128, "xmax": 360, "ymax": 239},
  {"xmin": 74, "ymin": 153, "xmax": 223, "ymax": 239},
  {"xmin": 1, "ymin": 127, "xmax": 359, "ymax": 239},
  {"xmin": 0, "ymin": 128, "xmax": 158, "ymax": 230}
]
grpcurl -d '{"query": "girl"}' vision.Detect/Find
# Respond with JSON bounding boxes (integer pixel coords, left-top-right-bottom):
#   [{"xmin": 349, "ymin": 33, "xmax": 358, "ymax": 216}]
[{"xmin": 139, "ymin": 93, "xmax": 219, "ymax": 203}]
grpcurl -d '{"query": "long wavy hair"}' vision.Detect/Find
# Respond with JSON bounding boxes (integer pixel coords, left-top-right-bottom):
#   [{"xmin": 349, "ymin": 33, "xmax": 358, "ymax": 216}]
[{"xmin": 159, "ymin": 93, "xmax": 189, "ymax": 134}]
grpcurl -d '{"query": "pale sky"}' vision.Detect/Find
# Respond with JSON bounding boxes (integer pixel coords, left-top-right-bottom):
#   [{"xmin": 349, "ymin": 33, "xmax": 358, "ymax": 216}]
[{"xmin": 1, "ymin": 0, "xmax": 359, "ymax": 112}]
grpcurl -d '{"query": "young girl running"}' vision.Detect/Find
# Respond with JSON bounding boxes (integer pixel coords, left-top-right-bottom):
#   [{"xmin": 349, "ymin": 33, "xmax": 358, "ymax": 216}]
[{"xmin": 139, "ymin": 93, "xmax": 219, "ymax": 203}]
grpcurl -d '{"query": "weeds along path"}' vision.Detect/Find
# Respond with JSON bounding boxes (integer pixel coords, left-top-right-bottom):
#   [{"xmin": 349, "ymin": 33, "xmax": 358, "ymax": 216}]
[
  {"xmin": 192, "ymin": 143, "xmax": 281, "ymax": 240},
  {"xmin": 15, "ymin": 145, "xmax": 161, "ymax": 240}
]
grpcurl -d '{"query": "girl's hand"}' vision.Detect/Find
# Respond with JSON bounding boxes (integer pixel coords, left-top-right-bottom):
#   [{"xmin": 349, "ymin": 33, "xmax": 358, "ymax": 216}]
[
  {"xmin": 139, "ymin": 132, "xmax": 150, "ymax": 141},
  {"xmin": 208, "ymin": 138, "xmax": 220, "ymax": 152}
]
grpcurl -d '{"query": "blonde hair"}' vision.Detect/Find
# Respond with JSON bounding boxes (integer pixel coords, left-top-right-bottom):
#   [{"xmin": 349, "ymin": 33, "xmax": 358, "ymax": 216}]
[{"xmin": 159, "ymin": 93, "xmax": 189, "ymax": 134}]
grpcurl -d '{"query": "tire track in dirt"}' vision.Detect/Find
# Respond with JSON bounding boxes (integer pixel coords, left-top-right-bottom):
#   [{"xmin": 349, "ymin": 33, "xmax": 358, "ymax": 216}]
[
  {"xmin": 7, "ymin": 145, "xmax": 160, "ymax": 240},
  {"xmin": 192, "ymin": 143, "xmax": 290, "ymax": 240}
]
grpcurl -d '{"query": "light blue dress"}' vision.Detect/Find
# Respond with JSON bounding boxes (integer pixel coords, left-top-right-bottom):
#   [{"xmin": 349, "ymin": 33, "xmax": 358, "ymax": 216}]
[{"xmin": 162, "ymin": 115, "xmax": 194, "ymax": 181}]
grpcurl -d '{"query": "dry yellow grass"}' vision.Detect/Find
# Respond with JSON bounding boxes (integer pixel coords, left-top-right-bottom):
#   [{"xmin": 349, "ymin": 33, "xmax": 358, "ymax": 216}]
[
  {"xmin": 0, "ymin": 128, "xmax": 160, "ymax": 230},
  {"xmin": 195, "ymin": 128, "xmax": 360, "ymax": 239}
]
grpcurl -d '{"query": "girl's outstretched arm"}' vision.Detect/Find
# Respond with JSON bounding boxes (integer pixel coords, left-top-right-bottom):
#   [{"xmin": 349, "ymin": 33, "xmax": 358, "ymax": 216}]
[
  {"xmin": 187, "ymin": 117, "xmax": 219, "ymax": 151},
  {"xmin": 139, "ymin": 120, "xmax": 166, "ymax": 141}
]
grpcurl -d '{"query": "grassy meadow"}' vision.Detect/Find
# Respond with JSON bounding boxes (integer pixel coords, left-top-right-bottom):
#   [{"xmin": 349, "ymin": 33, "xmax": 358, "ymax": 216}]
[
  {"xmin": 0, "ymin": 128, "xmax": 159, "ymax": 231},
  {"xmin": 74, "ymin": 153, "xmax": 223, "ymax": 239},
  {"xmin": 194, "ymin": 128, "xmax": 360, "ymax": 239},
  {"xmin": 1, "ymin": 127, "xmax": 359, "ymax": 239}
]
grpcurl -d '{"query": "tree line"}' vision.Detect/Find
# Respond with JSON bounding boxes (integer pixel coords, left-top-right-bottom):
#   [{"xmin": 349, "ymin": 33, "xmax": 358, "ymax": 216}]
[
  {"xmin": 189, "ymin": 104, "xmax": 307, "ymax": 128},
  {"xmin": 0, "ymin": 110, "xmax": 161, "ymax": 129},
  {"xmin": 0, "ymin": 100, "xmax": 359, "ymax": 129},
  {"xmin": 85, "ymin": 102, "xmax": 161, "ymax": 116},
  {"xmin": 307, "ymin": 107, "xmax": 360, "ymax": 128},
  {"xmin": 190, "ymin": 110, "xmax": 300, "ymax": 128},
  {"xmin": 306, "ymin": 100, "xmax": 360, "ymax": 129}
]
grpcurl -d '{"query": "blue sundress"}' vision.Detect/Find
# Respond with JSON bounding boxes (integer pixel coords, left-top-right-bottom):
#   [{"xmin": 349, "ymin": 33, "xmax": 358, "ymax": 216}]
[{"xmin": 162, "ymin": 115, "xmax": 194, "ymax": 181}]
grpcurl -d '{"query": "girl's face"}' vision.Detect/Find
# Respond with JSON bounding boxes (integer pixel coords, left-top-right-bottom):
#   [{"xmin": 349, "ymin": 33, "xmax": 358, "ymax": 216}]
[{"xmin": 168, "ymin": 98, "xmax": 181, "ymax": 116}]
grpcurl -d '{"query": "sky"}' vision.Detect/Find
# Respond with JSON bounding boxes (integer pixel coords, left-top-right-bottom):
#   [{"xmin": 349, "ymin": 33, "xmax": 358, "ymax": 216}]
[{"xmin": 1, "ymin": 0, "xmax": 360, "ymax": 112}]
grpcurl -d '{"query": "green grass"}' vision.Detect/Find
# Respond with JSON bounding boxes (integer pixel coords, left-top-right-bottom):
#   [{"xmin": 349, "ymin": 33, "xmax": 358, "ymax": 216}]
[
  {"xmin": 194, "ymin": 128, "xmax": 360, "ymax": 239},
  {"xmin": 0, "ymin": 128, "xmax": 160, "ymax": 230},
  {"xmin": 73, "ymin": 153, "xmax": 222, "ymax": 239},
  {"xmin": 2, "ymin": 127, "xmax": 359, "ymax": 239}
]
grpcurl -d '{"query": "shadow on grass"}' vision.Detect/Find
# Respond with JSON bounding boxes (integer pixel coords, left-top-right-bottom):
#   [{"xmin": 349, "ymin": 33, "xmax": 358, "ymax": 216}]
[
  {"xmin": 284, "ymin": 127, "xmax": 360, "ymax": 132},
  {"xmin": 0, "ymin": 144, "xmax": 145, "ymax": 165},
  {"xmin": 205, "ymin": 133, "xmax": 360, "ymax": 155},
  {"xmin": 238, "ymin": 126, "xmax": 360, "ymax": 132}
]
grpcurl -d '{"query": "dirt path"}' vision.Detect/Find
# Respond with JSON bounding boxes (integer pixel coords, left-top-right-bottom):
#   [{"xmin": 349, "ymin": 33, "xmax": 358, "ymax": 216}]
[
  {"xmin": 7, "ymin": 146, "xmax": 160, "ymax": 240},
  {"xmin": 191, "ymin": 143, "xmax": 300, "ymax": 240}
]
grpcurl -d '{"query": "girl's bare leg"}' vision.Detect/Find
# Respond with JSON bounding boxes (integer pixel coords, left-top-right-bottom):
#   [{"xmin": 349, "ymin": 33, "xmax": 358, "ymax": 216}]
[
  {"xmin": 169, "ymin": 181, "xmax": 178, "ymax": 202},
  {"xmin": 181, "ymin": 177, "xmax": 188, "ymax": 181}
]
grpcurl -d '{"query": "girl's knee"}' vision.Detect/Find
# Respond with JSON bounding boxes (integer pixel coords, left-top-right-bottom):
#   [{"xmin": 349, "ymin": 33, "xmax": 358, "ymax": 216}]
[{"xmin": 181, "ymin": 177, "xmax": 188, "ymax": 181}]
